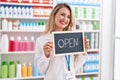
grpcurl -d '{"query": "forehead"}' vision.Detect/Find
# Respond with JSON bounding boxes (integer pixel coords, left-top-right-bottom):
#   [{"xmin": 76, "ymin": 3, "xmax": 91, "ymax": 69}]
[{"xmin": 57, "ymin": 7, "xmax": 70, "ymax": 15}]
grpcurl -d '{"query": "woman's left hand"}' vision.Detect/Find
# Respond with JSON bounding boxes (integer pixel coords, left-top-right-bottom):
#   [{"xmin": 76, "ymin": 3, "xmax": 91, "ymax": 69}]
[{"xmin": 83, "ymin": 38, "xmax": 89, "ymax": 55}]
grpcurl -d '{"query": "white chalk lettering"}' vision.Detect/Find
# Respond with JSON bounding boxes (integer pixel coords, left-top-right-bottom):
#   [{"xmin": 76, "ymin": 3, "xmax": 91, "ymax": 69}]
[{"xmin": 57, "ymin": 38, "xmax": 79, "ymax": 48}]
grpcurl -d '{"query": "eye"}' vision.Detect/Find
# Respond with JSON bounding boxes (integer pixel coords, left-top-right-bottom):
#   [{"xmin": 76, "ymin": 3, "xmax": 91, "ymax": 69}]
[
  {"xmin": 61, "ymin": 13, "xmax": 65, "ymax": 16},
  {"xmin": 67, "ymin": 15, "xmax": 71, "ymax": 19}
]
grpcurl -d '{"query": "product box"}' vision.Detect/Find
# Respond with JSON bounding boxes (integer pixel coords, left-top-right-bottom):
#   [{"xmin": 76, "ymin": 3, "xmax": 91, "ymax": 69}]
[
  {"xmin": 22, "ymin": 0, "xmax": 29, "ymax": 3},
  {"xmin": 32, "ymin": 0, "xmax": 39, "ymax": 3},
  {"xmin": 33, "ymin": 6, "xmax": 52, "ymax": 17}
]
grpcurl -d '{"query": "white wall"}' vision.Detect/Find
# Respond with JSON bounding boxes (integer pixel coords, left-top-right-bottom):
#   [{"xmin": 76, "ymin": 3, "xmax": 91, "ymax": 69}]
[{"xmin": 101, "ymin": 0, "xmax": 114, "ymax": 80}]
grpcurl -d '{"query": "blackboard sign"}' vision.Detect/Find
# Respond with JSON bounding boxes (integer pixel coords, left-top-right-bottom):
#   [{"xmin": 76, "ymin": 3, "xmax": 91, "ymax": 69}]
[{"xmin": 52, "ymin": 31, "xmax": 85, "ymax": 56}]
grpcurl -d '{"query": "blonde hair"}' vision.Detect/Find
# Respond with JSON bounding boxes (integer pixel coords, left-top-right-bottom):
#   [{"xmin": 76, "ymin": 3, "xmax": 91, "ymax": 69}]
[{"xmin": 43, "ymin": 3, "xmax": 75, "ymax": 34}]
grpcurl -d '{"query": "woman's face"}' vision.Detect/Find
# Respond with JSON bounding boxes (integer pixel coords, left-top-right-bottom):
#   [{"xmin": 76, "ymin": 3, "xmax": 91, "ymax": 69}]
[{"xmin": 54, "ymin": 7, "xmax": 71, "ymax": 31}]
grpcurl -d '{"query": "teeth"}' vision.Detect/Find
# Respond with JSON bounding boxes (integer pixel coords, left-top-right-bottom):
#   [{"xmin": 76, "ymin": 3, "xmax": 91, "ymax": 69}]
[{"xmin": 60, "ymin": 21, "xmax": 66, "ymax": 25}]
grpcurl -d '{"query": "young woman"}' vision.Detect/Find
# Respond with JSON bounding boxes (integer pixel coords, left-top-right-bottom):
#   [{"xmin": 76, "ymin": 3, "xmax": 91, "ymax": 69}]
[{"xmin": 34, "ymin": 3, "xmax": 89, "ymax": 80}]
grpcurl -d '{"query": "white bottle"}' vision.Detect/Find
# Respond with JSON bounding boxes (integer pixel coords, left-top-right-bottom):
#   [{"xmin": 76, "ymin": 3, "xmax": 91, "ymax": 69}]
[
  {"xmin": 13, "ymin": 6, "xmax": 17, "ymax": 17},
  {"xmin": 90, "ymin": 32, "xmax": 95, "ymax": 49},
  {"xmin": 26, "ymin": 7, "xmax": 29, "ymax": 17},
  {"xmin": 87, "ymin": 21, "xmax": 93, "ymax": 31},
  {"xmin": 4, "ymin": 6, "xmax": 9, "ymax": 17},
  {"xmin": 1, "ymin": 5, "xmax": 5, "ymax": 17},
  {"xmin": 29, "ymin": 7, "xmax": 33, "ymax": 17},
  {"xmin": 16, "ymin": 61, "xmax": 22, "ymax": 78},
  {"xmin": 8, "ymin": 20, "xmax": 12, "ymax": 30},
  {"xmin": 95, "ymin": 32, "xmax": 99, "ymax": 49},
  {"xmin": 21, "ymin": 6, "xmax": 26, "ymax": 17},
  {"xmin": 2, "ymin": 18, "xmax": 8, "ymax": 30},
  {"xmin": 81, "ymin": 21, "xmax": 87, "ymax": 31},
  {"xmin": 9, "ymin": 6, "xmax": 13, "ymax": 17},
  {"xmin": 1, "ymin": 34, "xmax": 9, "ymax": 52},
  {"xmin": 17, "ymin": 6, "xmax": 22, "ymax": 17}
]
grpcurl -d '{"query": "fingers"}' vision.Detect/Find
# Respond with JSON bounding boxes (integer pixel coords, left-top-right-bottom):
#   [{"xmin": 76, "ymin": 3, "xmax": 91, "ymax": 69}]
[
  {"xmin": 43, "ymin": 42, "xmax": 53, "ymax": 58},
  {"xmin": 84, "ymin": 38, "xmax": 89, "ymax": 52}
]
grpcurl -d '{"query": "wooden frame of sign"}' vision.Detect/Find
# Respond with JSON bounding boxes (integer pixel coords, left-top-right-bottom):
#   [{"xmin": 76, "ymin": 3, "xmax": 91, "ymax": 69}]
[{"xmin": 52, "ymin": 31, "xmax": 85, "ymax": 56}]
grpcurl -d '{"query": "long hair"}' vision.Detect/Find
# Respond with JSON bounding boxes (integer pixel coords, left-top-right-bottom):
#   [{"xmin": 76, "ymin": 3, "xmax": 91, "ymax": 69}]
[{"xmin": 43, "ymin": 3, "xmax": 75, "ymax": 34}]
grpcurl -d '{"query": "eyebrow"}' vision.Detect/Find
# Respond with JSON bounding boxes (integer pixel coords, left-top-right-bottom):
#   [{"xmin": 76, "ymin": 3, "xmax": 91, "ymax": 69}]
[{"xmin": 59, "ymin": 11, "xmax": 70, "ymax": 15}]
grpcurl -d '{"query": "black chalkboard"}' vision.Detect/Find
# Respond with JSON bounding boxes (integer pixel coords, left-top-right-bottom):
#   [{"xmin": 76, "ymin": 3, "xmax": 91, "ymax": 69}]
[{"xmin": 52, "ymin": 31, "xmax": 85, "ymax": 56}]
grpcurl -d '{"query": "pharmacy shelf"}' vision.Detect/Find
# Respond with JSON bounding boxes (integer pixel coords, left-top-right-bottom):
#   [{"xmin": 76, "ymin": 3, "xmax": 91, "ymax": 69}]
[
  {"xmin": 0, "ymin": 75, "xmax": 45, "ymax": 80},
  {"xmin": 1, "ymin": 51, "xmax": 35, "ymax": 54},
  {"xmin": 76, "ymin": 18, "xmax": 100, "ymax": 21},
  {"xmin": 84, "ymin": 30, "xmax": 100, "ymax": 32},
  {"xmin": 87, "ymin": 49, "xmax": 100, "ymax": 52},
  {"xmin": 0, "ymin": 16, "xmax": 49, "ymax": 20},
  {"xmin": 0, "ymin": 2, "xmax": 53, "ymax": 7},
  {"xmin": 1, "ymin": 30, "xmax": 43, "ymax": 32},
  {"xmin": 75, "ymin": 72, "xmax": 99, "ymax": 76}
]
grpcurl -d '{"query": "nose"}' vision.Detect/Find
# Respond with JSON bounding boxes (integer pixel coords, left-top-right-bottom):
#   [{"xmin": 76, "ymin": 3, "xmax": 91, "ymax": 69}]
[{"xmin": 63, "ymin": 16, "xmax": 68, "ymax": 21}]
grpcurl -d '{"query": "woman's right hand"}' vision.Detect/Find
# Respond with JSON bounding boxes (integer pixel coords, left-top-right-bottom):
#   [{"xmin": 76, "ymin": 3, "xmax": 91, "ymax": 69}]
[{"xmin": 43, "ymin": 42, "xmax": 53, "ymax": 58}]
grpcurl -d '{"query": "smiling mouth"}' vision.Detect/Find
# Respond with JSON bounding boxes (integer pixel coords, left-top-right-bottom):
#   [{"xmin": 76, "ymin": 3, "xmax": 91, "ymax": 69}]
[{"xmin": 60, "ymin": 21, "xmax": 67, "ymax": 25}]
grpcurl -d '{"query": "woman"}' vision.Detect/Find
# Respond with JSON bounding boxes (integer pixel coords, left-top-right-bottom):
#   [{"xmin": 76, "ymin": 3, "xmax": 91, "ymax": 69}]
[{"xmin": 34, "ymin": 3, "xmax": 89, "ymax": 80}]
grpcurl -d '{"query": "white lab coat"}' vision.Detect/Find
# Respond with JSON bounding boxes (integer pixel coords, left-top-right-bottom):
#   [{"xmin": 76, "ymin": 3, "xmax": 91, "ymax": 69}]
[{"xmin": 34, "ymin": 33, "xmax": 87, "ymax": 80}]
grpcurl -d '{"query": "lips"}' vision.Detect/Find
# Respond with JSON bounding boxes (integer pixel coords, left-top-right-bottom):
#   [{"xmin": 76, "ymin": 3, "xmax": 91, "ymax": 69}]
[{"xmin": 60, "ymin": 20, "xmax": 67, "ymax": 25}]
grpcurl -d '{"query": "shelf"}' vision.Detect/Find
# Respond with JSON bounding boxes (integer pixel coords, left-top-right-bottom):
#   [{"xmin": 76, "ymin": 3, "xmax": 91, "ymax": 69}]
[
  {"xmin": 1, "ymin": 30, "xmax": 43, "ymax": 32},
  {"xmin": 84, "ymin": 30, "xmax": 100, "ymax": 32},
  {"xmin": 0, "ymin": 16, "xmax": 49, "ymax": 20},
  {"xmin": 0, "ymin": 76, "xmax": 45, "ymax": 80},
  {"xmin": 87, "ymin": 49, "xmax": 100, "ymax": 52},
  {"xmin": 76, "ymin": 72, "xmax": 99, "ymax": 76},
  {"xmin": 1, "ymin": 51, "xmax": 35, "ymax": 54},
  {"xmin": 0, "ymin": 2, "xmax": 53, "ymax": 7},
  {"xmin": 76, "ymin": 18, "xmax": 100, "ymax": 21}
]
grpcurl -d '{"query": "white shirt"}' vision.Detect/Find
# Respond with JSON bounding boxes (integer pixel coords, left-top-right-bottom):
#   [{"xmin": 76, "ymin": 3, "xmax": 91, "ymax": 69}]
[{"xmin": 34, "ymin": 33, "xmax": 87, "ymax": 80}]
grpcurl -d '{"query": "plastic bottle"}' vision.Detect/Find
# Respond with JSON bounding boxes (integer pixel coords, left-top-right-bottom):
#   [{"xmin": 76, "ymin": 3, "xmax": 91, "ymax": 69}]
[
  {"xmin": 29, "ymin": 6, "xmax": 33, "ymax": 17},
  {"xmin": 90, "ymin": 32, "xmax": 95, "ymax": 49},
  {"xmin": 33, "ymin": 65, "xmax": 39, "ymax": 76},
  {"xmin": 8, "ymin": 61, "xmax": 16, "ymax": 78},
  {"xmin": 2, "ymin": 18, "xmax": 8, "ymax": 30},
  {"xmin": 13, "ymin": 6, "xmax": 17, "ymax": 17},
  {"xmin": 87, "ymin": 21, "xmax": 93, "ymax": 31},
  {"xmin": 22, "ymin": 63, "xmax": 27, "ymax": 77},
  {"xmin": 26, "ymin": 7, "xmax": 29, "ymax": 17},
  {"xmin": 15, "ymin": 36, "xmax": 22, "ymax": 51},
  {"xmin": 9, "ymin": 6, "xmax": 13, "ymax": 17},
  {"xmin": 27, "ymin": 63, "xmax": 32, "ymax": 76},
  {"xmin": 95, "ymin": 32, "xmax": 99, "ymax": 49},
  {"xmin": 16, "ymin": 61, "xmax": 22, "ymax": 78},
  {"xmin": 92, "ymin": 8, "xmax": 95, "ymax": 19},
  {"xmin": 7, "ymin": 20, "xmax": 13, "ymax": 30},
  {"xmin": 9, "ymin": 36, "xmax": 15, "ymax": 52},
  {"xmin": 1, "ymin": 61, "xmax": 8, "ymax": 78},
  {"xmin": 1, "ymin": 34, "xmax": 9, "ymax": 52},
  {"xmin": 30, "ymin": 36, "xmax": 35, "ymax": 51},
  {"xmin": 81, "ymin": 21, "xmax": 87, "ymax": 30},
  {"xmin": 41, "ymin": 22, "xmax": 46, "ymax": 31},
  {"xmin": 1, "ymin": 5, "xmax": 5, "ymax": 17},
  {"xmin": 83, "ymin": 7, "xmax": 87, "ymax": 19},
  {"xmin": 21, "ymin": 6, "xmax": 26, "ymax": 17},
  {"xmin": 17, "ymin": 6, "xmax": 22, "ymax": 17},
  {"xmin": 22, "ymin": 36, "xmax": 29, "ymax": 51},
  {"xmin": 4, "ymin": 6, "xmax": 9, "ymax": 17}
]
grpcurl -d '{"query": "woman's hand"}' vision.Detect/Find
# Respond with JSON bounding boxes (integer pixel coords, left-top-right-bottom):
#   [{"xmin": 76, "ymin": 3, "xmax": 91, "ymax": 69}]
[
  {"xmin": 43, "ymin": 42, "xmax": 53, "ymax": 58},
  {"xmin": 83, "ymin": 38, "xmax": 89, "ymax": 55},
  {"xmin": 74, "ymin": 37, "xmax": 89, "ymax": 61}
]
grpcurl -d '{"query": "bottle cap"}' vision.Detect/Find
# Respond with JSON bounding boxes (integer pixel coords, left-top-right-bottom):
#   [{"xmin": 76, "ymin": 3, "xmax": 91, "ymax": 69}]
[
  {"xmin": 31, "ymin": 36, "xmax": 34, "ymax": 41},
  {"xmin": 17, "ymin": 36, "xmax": 21, "ymax": 40},
  {"xmin": 24, "ymin": 36, "xmax": 28, "ymax": 40},
  {"xmin": 10, "ymin": 36, "xmax": 14, "ymax": 40}
]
